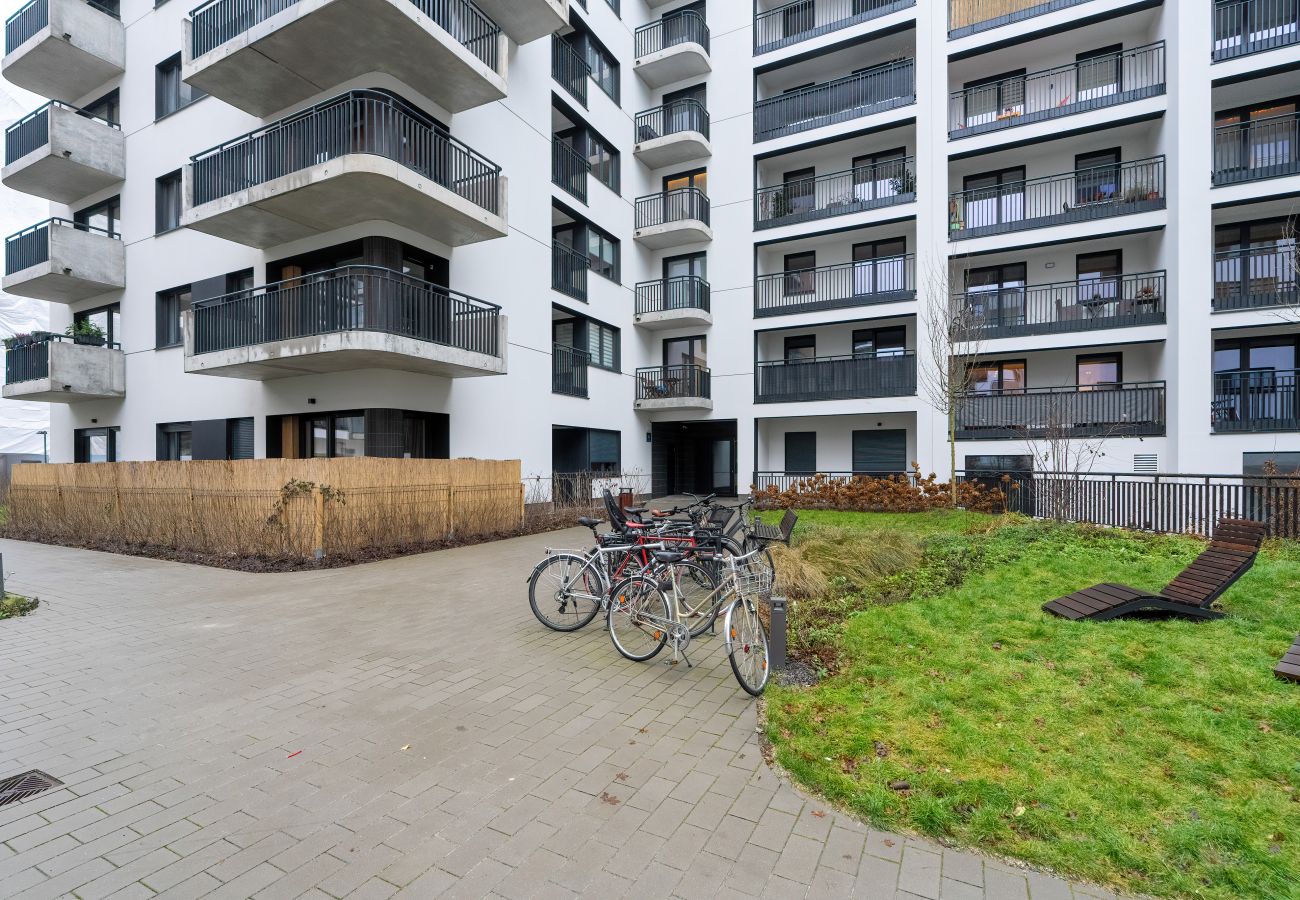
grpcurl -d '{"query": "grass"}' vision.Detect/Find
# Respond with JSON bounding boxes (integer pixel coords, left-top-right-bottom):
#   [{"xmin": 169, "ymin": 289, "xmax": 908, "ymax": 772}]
[
  {"xmin": 0, "ymin": 593, "xmax": 38, "ymax": 620},
  {"xmin": 763, "ymin": 513, "xmax": 1300, "ymax": 900}
]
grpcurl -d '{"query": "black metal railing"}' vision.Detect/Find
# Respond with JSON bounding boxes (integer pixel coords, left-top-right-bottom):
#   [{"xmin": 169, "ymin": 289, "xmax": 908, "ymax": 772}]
[
  {"xmin": 5, "ymin": 100, "xmax": 120, "ymax": 165},
  {"xmin": 949, "ymin": 156, "xmax": 1165, "ymax": 240},
  {"xmin": 1213, "ymin": 0, "xmax": 1300, "ymax": 61},
  {"xmin": 635, "ymin": 187, "xmax": 710, "ymax": 230},
  {"xmin": 755, "ymin": 156, "xmax": 914, "ymax": 229},
  {"xmin": 552, "ymin": 33, "xmax": 591, "ymax": 107},
  {"xmin": 754, "ymin": 470, "xmax": 917, "ymax": 491},
  {"xmin": 1213, "ymin": 368, "xmax": 1299, "ymax": 432},
  {"xmin": 635, "ymin": 276, "xmax": 710, "ymax": 316},
  {"xmin": 754, "ymin": 59, "xmax": 914, "ymax": 141},
  {"xmin": 634, "ymin": 99, "xmax": 709, "ymax": 143},
  {"xmin": 755, "ymin": 254, "xmax": 916, "ymax": 317},
  {"xmin": 1213, "ymin": 111, "xmax": 1300, "ymax": 185},
  {"xmin": 949, "ymin": 43, "xmax": 1165, "ymax": 138},
  {"xmin": 552, "ymin": 242, "xmax": 589, "ymax": 302},
  {"xmin": 958, "ymin": 271, "xmax": 1166, "ymax": 338},
  {"xmin": 755, "ymin": 352, "xmax": 916, "ymax": 403},
  {"xmin": 754, "ymin": 0, "xmax": 915, "ymax": 54},
  {"xmin": 636, "ymin": 365, "xmax": 711, "ymax": 401},
  {"xmin": 635, "ymin": 10, "xmax": 709, "ymax": 59},
  {"xmin": 190, "ymin": 0, "xmax": 501, "ymax": 67},
  {"xmin": 955, "ymin": 381, "xmax": 1167, "ymax": 439},
  {"xmin": 948, "ymin": 0, "xmax": 1091, "ymax": 38},
  {"xmin": 4, "ymin": 333, "xmax": 121, "ymax": 385},
  {"xmin": 551, "ymin": 139, "xmax": 589, "ymax": 203},
  {"xmin": 189, "ymin": 90, "xmax": 501, "ymax": 214},
  {"xmin": 191, "ymin": 265, "xmax": 501, "ymax": 358},
  {"xmin": 4, "ymin": 218, "xmax": 119, "ymax": 276},
  {"xmin": 1213, "ymin": 245, "xmax": 1297, "ymax": 311},
  {"xmin": 552, "ymin": 343, "xmax": 589, "ymax": 398}
]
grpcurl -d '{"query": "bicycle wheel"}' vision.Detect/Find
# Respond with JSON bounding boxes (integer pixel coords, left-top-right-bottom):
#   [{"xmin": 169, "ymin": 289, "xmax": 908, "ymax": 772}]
[
  {"xmin": 668, "ymin": 561, "xmax": 721, "ymax": 638},
  {"xmin": 607, "ymin": 575, "xmax": 671, "ymax": 662},
  {"xmin": 528, "ymin": 553, "xmax": 603, "ymax": 632},
  {"xmin": 725, "ymin": 595, "xmax": 770, "ymax": 696}
]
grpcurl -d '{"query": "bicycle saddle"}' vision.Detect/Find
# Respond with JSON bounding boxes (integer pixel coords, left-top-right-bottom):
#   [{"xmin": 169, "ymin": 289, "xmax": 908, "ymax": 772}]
[
  {"xmin": 652, "ymin": 551, "xmax": 686, "ymax": 564},
  {"xmin": 576, "ymin": 516, "xmax": 602, "ymax": 528}
]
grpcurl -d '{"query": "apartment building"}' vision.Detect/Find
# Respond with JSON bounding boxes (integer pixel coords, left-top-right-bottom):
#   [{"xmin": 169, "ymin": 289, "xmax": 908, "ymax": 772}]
[{"xmin": 2, "ymin": 0, "xmax": 1297, "ymax": 494}]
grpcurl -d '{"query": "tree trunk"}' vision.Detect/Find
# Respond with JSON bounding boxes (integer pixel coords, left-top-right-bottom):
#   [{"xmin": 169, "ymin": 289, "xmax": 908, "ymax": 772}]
[{"xmin": 949, "ymin": 408, "xmax": 957, "ymax": 507}]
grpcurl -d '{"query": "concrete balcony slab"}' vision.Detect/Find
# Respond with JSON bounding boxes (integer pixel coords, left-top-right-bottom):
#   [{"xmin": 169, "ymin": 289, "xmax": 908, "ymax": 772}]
[
  {"xmin": 635, "ymin": 396, "xmax": 713, "ymax": 412},
  {"xmin": 2, "ymin": 103, "xmax": 123, "ymax": 203},
  {"xmin": 633, "ymin": 219, "xmax": 712, "ymax": 250},
  {"xmin": 3, "ymin": 221, "xmax": 123, "ymax": 304},
  {"xmin": 1, "ymin": 0, "xmax": 124, "ymax": 102},
  {"xmin": 634, "ymin": 130, "xmax": 710, "ymax": 170},
  {"xmin": 2, "ymin": 339, "xmax": 124, "ymax": 402},
  {"xmin": 634, "ymin": 307, "xmax": 713, "ymax": 330},
  {"xmin": 634, "ymin": 42, "xmax": 710, "ymax": 89},
  {"xmin": 472, "ymin": 0, "xmax": 566, "ymax": 44}
]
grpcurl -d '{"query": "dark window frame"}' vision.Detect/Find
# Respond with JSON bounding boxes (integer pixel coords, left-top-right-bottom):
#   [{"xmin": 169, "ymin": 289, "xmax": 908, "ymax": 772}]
[
  {"xmin": 155, "ymin": 169, "xmax": 183, "ymax": 234},
  {"xmin": 73, "ymin": 302, "xmax": 121, "ymax": 346},
  {"xmin": 74, "ymin": 426, "xmax": 119, "ymax": 463},
  {"xmin": 155, "ymin": 52, "xmax": 208, "ymax": 120},
  {"xmin": 1075, "ymin": 352, "xmax": 1123, "ymax": 388},
  {"xmin": 156, "ymin": 284, "xmax": 192, "ymax": 349}
]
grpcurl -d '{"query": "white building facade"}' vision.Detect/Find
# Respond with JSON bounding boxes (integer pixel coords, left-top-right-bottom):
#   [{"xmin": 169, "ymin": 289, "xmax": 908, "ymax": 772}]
[{"xmin": 2, "ymin": 0, "xmax": 1298, "ymax": 492}]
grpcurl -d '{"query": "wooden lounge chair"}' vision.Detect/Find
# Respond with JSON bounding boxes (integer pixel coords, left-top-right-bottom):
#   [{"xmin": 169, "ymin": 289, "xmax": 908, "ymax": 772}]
[
  {"xmin": 1043, "ymin": 517, "xmax": 1267, "ymax": 621},
  {"xmin": 1276, "ymin": 634, "xmax": 1300, "ymax": 683},
  {"xmin": 751, "ymin": 509, "xmax": 798, "ymax": 546}
]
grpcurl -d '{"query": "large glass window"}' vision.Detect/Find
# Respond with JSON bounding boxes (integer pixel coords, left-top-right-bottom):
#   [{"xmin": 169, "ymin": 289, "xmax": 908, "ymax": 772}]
[
  {"xmin": 969, "ymin": 360, "xmax": 1026, "ymax": 393},
  {"xmin": 962, "ymin": 168, "xmax": 1024, "ymax": 229},
  {"xmin": 74, "ymin": 196, "xmax": 120, "ymax": 235},
  {"xmin": 83, "ymin": 89, "xmax": 119, "ymax": 124},
  {"xmin": 155, "ymin": 52, "xmax": 207, "ymax": 119},
  {"xmin": 74, "ymin": 427, "xmax": 118, "ymax": 463},
  {"xmin": 1075, "ymin": 148, "xmax": 1121, "ymax": 204},
  {"xmin": 157, "ymin": 422, "xmax": 193, "ymax": 461},
  {"xmin": 965, "ymin": 263, "xmax": 1027, "ymax": 325},
  {"xmin": 962, "ymin": 70, "xmax": 1026, "ymax": 127},
  {"xmin": 587, "ymin": 321, "xmax": 620, "ymax": 371},
  {"xmin": 783, "ymin": 251, "xmax": 816, "ymax": 296},
  {"xmin": 663, "ymin": 335, "xmax": 706, "ymax": 367},
  {"xmin": 854, "ymin": 237, "xmax": 908, "ymax": 296},
  {"xmin": 852, "ymin": 326, "xmax": 906, "ymax": 357},
  {"xmin": 1076, "ymin": 45, "xmax": 1123, "ymax": 100},
  {"xmin": 1076, "ymin": 353, "xmax": 1122, "ymax": 389},
  {"xmin": 304, "ymin": 412, "xmax": 365, "ymax": 458},
  {"xmin": 783, "ymin": 334, "xmax": 815, "ymax": 361},
  {"xmin": 587, "ymin": 226, "xmax": 619, "ymax": 282},
  {"xmin": 156, "ymin": 170, "xmax": 182, "ymax": 233},
  {"xmin": 156, "ymin": 285, "xmax": 192, "ymax": 349},
  {"xmin": 73, "ymin": 303, "xmax": 120, "ymax": 346}
]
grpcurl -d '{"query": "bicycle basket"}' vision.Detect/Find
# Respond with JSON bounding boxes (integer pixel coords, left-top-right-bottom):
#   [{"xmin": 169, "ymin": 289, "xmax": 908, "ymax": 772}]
[{"xmin": 732, "ymin": 562, "xmax": 773, "ymax": 601}]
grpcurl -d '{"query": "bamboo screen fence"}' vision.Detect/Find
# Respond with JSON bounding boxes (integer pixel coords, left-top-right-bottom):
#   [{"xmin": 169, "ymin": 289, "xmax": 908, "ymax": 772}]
[{"xmin": 948, "ymin": 0, "xmax": 1054, "ymax": 30}]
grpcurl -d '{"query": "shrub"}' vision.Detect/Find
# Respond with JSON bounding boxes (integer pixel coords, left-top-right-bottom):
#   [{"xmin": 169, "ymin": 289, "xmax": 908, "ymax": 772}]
[{"xmin": 752, "ymin": 467, "xmax": 1010, "ymax": 515}]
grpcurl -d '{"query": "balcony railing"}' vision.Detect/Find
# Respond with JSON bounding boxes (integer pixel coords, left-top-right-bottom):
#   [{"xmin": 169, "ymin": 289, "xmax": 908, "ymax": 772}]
[
  {"xmin": 552, "ymin": 33, "xmax": 590, "ymax": 106},
  {"xmin": 635, "ymin": 9, "xmax": 709, "ymax": 58},
  {"xmin": 190, "ymin": 0, "xmax": 501, "ymax": 68},
  {"xmin": 635, "ymin": 276, "xmax": 710, "ymax": 316},
  {"xmin": 948, "ymin": 0, "xmax": 1091, "ymax": 39},
  {"xmin": 754, "ymin": 470, "xmax": 917, "ymax": 491},
  {"xmin": 551, "ymin": 242, "xmax": 589, "ymax": 302},
  {"xmin": 1213, "ymin": 112, "xmax": 1300, "ymax": 185},
  {"xmin": 635, "ymin": 99, "xmax": 709, "ymax": 142},
  {"xmin": 189, "ymin": 90, "xmax": 501, "ymax": 214},
  {"xmin": 1213, "ymin": 0, "xmax": 1300, "ymax": 61},
  {"xmin": 958, "ymin": 271, "xmax": 1166, "ymax": 338},
  {"xmin": 191, "ymin": 265, "xmax": 501, "ymax": 358},
  {"xmin": 755, "ymin": 156, "xmax": 914, "ymax": 229},
  {"xmin": 4, "ymin": 217, "xmax": 118, "ymax": 275},
  {"xmin": 948, "ymin": 43, "xmax": 1166, "ymax": 139},
  {"xmin": 552, "ymin": 343, "xmax": 589, "ymax": 398},
  {"xmin": 754, "ymin": 0, "xmax": 916, "ymax": 55},
  {"xmin": 1213, "ymin": 245, "xmax": 1297, "ymax": 311},
  {"xmin": 949, "ymin": 156, "xmax": 1165, "ymax": 240},
  {"xmin": 756, "ymin": 352, "xmax": 916, "ymax": 403},
  {"xmin": 635, "ymin": 187, "xmax": 710, "ymax": 230},
  {"xmin": 636, "ymin": 364, "xmax": 710, "ymax": 401},
  {"xmin": 755, "ymin": 254, "xmax": 916, "ymax": 317},
  {"xmin": 6, "ymin": 0, "xmax": 119, "ymax": 53},
  {"xmin": 1213, "ymin": 368, "xmax": 1299, "ymax": 433},
  {"xmin": 955, "ymin": 382, "xmax": 1167, "ymax": 439},
  {"xmin": 754, "ymin": 59, "xmax": 914, "ymax": 142},
  {"xmin": 552, "ymin": 138, "xmax": 589, "ymax": 203},
  {"xmin": 5, "ymin": 101, "xmax": 118, "ymax": 165},
  {"xmin": 4, "ymin": 333, "xmax": 120, "ymax": 384}
]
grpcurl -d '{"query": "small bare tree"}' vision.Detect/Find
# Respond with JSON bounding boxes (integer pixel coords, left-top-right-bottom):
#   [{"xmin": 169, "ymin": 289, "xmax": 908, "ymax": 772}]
[
  {"xmin": 1017, "ymin": 396, "xmax": 1125, "ymax": 523},
  {"xmin": 1277, "ymin": 213, "xmax": 1300, "ymax": 325}
]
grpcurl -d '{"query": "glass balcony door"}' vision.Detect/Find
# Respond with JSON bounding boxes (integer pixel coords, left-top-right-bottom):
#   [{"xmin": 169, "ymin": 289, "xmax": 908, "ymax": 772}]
[{"xmin": 853, "ymin": 238, "xmax": 908, "ymax": 297}]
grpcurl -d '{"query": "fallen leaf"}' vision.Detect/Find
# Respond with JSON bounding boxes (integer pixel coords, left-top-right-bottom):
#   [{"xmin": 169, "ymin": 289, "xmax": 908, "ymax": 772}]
[
  {"xmin": 615, "ymin": 773, "xmax": 629, "ymax": 782},
  {"xmin": 1259, "ymin": 722, "xmax": 1274, "ymax": 733},
  {"xmin": 811, "ymin": 810, "xmax": 826, "ymax": 818},
  {"xmin": 882, "ymin": 839, "xmax": 895, "ymax": 848},
  {"xmin": 400, "ymin": 745, "xmax": 411, "ymax": 751},
  {"xmin": 599, "ymin": 792, "xmax": 620, "ymax": 806}
]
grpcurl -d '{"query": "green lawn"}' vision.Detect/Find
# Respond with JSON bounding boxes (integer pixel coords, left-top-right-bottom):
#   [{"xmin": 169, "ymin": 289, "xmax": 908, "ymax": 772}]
[{"xmin": 764, "ymin": 512, "xmax": 1300, "ymax": 900}]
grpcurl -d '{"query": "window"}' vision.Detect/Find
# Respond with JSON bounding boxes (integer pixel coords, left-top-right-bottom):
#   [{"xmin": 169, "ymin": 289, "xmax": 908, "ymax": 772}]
[
  {"xmin": 1076, "ymin": 250, "xmax": 1122, "ymax": 305},
  {"xmin": 1075, "ymin": 148, "xmax": 1121, "ymax": 204},
  {"xmin": 965, "ymin": 263, "xmax": 1027, "ymax": 325},
  {"xmin": 1214, "ymin": 96, "xmax": 1300, "ymax": 176},
  {"xmin": 854, "ymin": 237, "xmax": 908, "ymax": 296},
  {"xmin": 227, "ymin": 418, "xmax": 254, "ymax": 460},
  {"xmin": 962, "ymin": 168, "xmax": 1024, "ymax": 229},
  {"xmin": 970, "ymin": 360, "xmax": 1026, "ymax": 393},
  {"xmin": 782, "ymin": 167, "xmax": 815, "ymax": 216},
  {"xmin": 587, "ymin": 226, "xmax": 619, "ymax": 282},
  {"xmin": 585, "ymin": 130, "xmax": 619, "ymax": 194},
  {"xmin": 156, "ymin": 285, "xmax": 192, "ymax": 348},
  {"xmin": 304, "ymin": 412, "xmax": 366, "ymax": 458},
  {"xmin": 852, "ymin": 148, "xmax": 908, "ymax": 202},
  {"xmin": 783, "ymin": 251, "xmax": 816, "ymax": 295},
  {"xmin": 1076, "ymin": 353, "xmax": 1122, "ymax": 389},
  {"xmin": 785, "ymin": 432, "xmax": 817, "ymax": 474},
  {"xmin": 74, "ymin": 427, "xmax": 118, "ymax": 463},
  {"xmin": 663, "ymin": 335, "xmax": 706, "ymax": 367},
  {"xmin": 1076, "ymin": 45, "xmax": 1123, "ymax": 99},
  {"xmin": 587, "ymin": 320, "xmax": 619, "ymax": 371},
  {"xmin": 82, "ymin": 89, "xmax": 119, "ymax": 124},
  {"xmin": 569, "ymin": 24, "xmax": 619, "ymax": 104},
  {"xmin": 1213, "ymin": 336, "xmax": 1298, "ymax": 373},
  {"xmin": 588, "ymin": 429, "xmax": 620, "ymax": 473},
  {"xmin": 852, "ymin": 326, "xmax": 906, "ymax": 357},
  {"xmin": 74, "ymin": 196, "xmax": 120, "ymax": 236},
  {"xmin": 73, "ymin": 303, "xmax": 120, "ymax": 346},
  {"xmin": 1213, "ymin": 218, "xmax": 1297, "ymax": 306},
  {"xmin": 226, "ymin": 269, "xmax": 254, "ymax": 293},
  {"xmin": 155, "ymin": 53, "xmax": 207, "ymax": 119},
  {"xmin": 783, "ymin": 334, "xmax": 816, "ymax": 361},
  {"xmin": 157, "ymin": 422, "xmax": 193, "ymax": 461},
  {"xmin": 664, "ymin": 253, "xmax": 706, "ymax": 308},
  {"xmin": 962, "ymin": 69, "xmax": 1026, "ymax": 127},
  {"xmin": 156, "ymin": 170, "xmax": 182, "ymax": 233},
  {"xmin": 1244, "ymin": 452, "xmax": 1300, "ymax": 477}
]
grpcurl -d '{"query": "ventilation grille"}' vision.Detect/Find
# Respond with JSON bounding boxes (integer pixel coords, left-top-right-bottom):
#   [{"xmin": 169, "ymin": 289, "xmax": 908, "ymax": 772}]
[
  {"xmin": 1134, "ymin": 453, "xmax": 1159, "ymax": 474},
  {"xmin": 0, "ymin": 771, "xmax": 63, "ymax": 808}
]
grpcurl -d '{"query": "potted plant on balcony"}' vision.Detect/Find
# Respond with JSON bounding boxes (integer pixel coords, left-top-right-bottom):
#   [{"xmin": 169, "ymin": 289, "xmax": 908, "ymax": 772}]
[
  {"xmin": 890, "ymin": 169, "xmax": 917, "ymax": 196},
  {"xmin": 66, "ymin": 320, "xmax": 106, "ymax": 347},
  {"xmin": 3, "ymin": 333, "xmax": 34, "ymax": 350}
]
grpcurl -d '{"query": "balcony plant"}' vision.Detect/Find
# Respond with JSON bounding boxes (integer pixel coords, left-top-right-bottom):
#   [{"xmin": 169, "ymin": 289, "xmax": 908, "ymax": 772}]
[
  {"xmin": 66, "ymin": 320, "xmax": 106, "ymax": 346},
  {"xmin": 889, "ymin": 169, "xmax": 917, "ymax": 196}
]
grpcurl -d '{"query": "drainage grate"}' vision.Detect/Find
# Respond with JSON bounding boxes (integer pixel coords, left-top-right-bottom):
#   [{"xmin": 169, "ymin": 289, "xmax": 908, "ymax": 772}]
[{"xmin": 0, "ymin": 770, "xmax": 63, "ymax": 808}]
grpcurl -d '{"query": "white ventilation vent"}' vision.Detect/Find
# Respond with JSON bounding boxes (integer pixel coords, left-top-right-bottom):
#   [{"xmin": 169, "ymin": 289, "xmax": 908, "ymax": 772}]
[{"xmin": 1134, "ymin": 453, "xmax": 1159, "ymax": 474}]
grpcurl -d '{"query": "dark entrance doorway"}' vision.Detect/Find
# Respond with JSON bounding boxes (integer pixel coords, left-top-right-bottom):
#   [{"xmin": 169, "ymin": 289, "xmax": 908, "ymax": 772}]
[{"xmin": 651, "ymin": 420, "xmax": 738, "ymax": 497}]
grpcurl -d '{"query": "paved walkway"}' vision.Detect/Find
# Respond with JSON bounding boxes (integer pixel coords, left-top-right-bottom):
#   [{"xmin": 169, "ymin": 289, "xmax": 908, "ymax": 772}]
[{"xmin": 0, "ymin": 531, "xmax": 1120, "ymax": 899}]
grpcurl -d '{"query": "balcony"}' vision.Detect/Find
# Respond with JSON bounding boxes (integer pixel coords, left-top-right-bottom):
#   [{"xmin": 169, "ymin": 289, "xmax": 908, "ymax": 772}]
[
  {"xmin": 634, "ymin": 100, "xmax": 710, "ymax": 169},
  {"xmin": 634, "ymin": 188, "xmax": 712, "ymax": 249},
  {"xmin": 948, "ymin": 0, "xmax": 1092, "ymax": 39},
  {"xmin": 755, "ymin": 157, "xmax": 915, "ymax": 230},
  {"xmin": 948, "ymin": 43, "xmax": 1166, "ymax": 140},
  {"xmin": 3, "ymin": 101, "xmax": 123, "ymax": 203},
  {"xmin": 635, "ymin": 365, "xmax": 712, "ymax": 411},
  {"xmin": 754, "ymin": 59, "xmax": 914, "ymax": 142},
  {"xmin": 551, "ymin": 242, "xmax": 588, "ymax": 302},
  {"xmin": 755, "ymin": 352, "xmax": 916, "ymax": 403},
  {"xmin": 184, "ymin": 0, "xmax": 507, "ymax": 118},
  {"xmin": 3, "ymin": 218, "xmax": 123, "ymax": 304},
  {"xmin": 634, "ymin": 276, "xmax": 712, "ymax": 329},
  {"xmin": 949, "ymin": 156, "xmax": 1166, "ymax": 241},
  {"xmin": 552, "ymin": 33, "xmax": 589, "ymax": 107},
  {"xmin": 1213, "ymin": 245, "xmax": 1297, "ymax": 312},
  {"xmin": 754, "ymin": 0, "xmax": 916, "ymax": 55},
  {"xmin": 3, "ymin": 334, "xmax": 124, "ymax": 402},
  {"xmin": 1212, "ymin": 112, "xmax": 1300, "ymax": 186},
  {"xmin": 2, "ymin": 0, "xmax": 124, "ymax": 101},
  {"xmin": 1213, "ymin": 0, "xmax": 1300, "ymax": 61},
  {"xmin": 552, "ymin": 344, "xmax": 589, "ymax": 397},
  {"xmin": 960, "ymin": 271, "xmax": 1166, "ymax": 339},
  {"xmin": 184, "ymin": 265, "xmax": 506, "ymax": 380},
  {"xmin": 471, "ymin": 0, "xmax": 567, "ymax": 44},
  {"xmin": 955, "ymin": 382, "xmax": 1167, "ymax": 440},
  {"xmin": 634, "ymin": 11, "xmax": 710, "ymax": 88},
  {"xmin": 552, "ymin": 138, "xmax": 589, "ymax": 203},
  {"xmin": 755, "ymin": 254, "xmax": 915, "ymax": 317},
  {"xmin": 182, "ymin": 91, "xmax": 507, "ymax": 250},
  {"xmin": 1213, "ymin": 369, "xmax": 1299, "ymax": 433}
]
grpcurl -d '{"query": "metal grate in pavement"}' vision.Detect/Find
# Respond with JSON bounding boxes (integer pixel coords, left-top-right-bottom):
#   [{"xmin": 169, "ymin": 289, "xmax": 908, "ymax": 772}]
[{"xmin": 0, "ymin": 770, "xmax": 63, "ymax": 808}]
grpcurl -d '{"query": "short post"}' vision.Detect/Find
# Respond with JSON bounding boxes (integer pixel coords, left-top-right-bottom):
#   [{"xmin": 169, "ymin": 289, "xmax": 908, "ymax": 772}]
[
  {"xmin": 0, "ymin": 552, "xmax": 5, "ymax": 598},
  {"xmin": 312, "ymin": 484, "xmax": 325, "ymax": 561},
  {"xmin": 769, "ymin": 594, "xmax": 788, "ymax": 672}
]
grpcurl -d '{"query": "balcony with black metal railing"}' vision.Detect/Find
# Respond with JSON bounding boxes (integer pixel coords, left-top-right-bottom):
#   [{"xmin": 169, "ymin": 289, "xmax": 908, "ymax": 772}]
[
  {"xmin": 552, "ymin": 344, "xmax": 589, "ymax": 398},
  {"xmin": 755, "ymin": 254, "xmax": 916, "ymax": 318},
  {"xmin": 3, "ymin": 0, "xmax": 123, "ymax": 101},
  {"xmin": 955, "ymin": 381, "xmax": 1167, "ymax": 440},
  {"xmin": 634, "ymin": 276, "xmax": 712, "ymax": 329},
  {"xmin": 183, "ymin": 0, "xmax": 507, "ymax": 118},
  {"xmin": 635, "ymin": 364, "xmax": 712, "ymax": 410},
  {"xmin": 3, "ymin": 100, "xmax": 123, "ymax": 203},
  {"xmin": 552, "ymin": 242, "xmax": 589, "ymax": 302},
  {"xmin": 3, "ymin": 217, "xmax": 123, "ymax": 304},
  {"xmin": 948, "ymin": 0, "xmax": 1097, "ymax": 39},
  {"xmin": 634, "ymin": 11, "xmax": 710, "ymax": 88},
  {"xmin": 753, "ymin": 470, "xmax": 917, "ymax": 491},
  {"xmin": 1213, "ymin": 0, "xmax": 1300, "ymax": 62},
  {"xmin": 634, "ymin": 100, "xmax": 710, "ymax": 169},
  {"xmin": 468, "ymin": 0, "xmax": 567, "ymax": 45},
  {"xmin": 182, "ymin": 90, "xmax": 507, "ymax": 250},
  {"xmin": 948, "ymin": 43, "xmax": 1166, "ymax": 141},
  {"xmin": 184, "ymin": 265, "xmax": 506, "ymax": 380},
  {"xmin": 755, "ymin": 156, "xmax": 915, "ymax": 230},
  {"xmin": 1212, "ymin": 111, "xmax": 1300, "ymax": 187},
  {"xmin": 959, "ymin": 271, "xmax": 1166, "ymax": 340},
  {"xmin": 754, "ymin": 0, "xmax": 916, "ymax": 55},
  {"xmin": 2, "ymin": 332, "xmax": 124, "ymax": 402},
  {"xmin": 754, "ymin": 59, "xmax": 915, "ymax": 142},
  {"xmin": 1213, "ymin": 244, "xmax": 1297, "ymax": 312},
  {"xmin": 552, "ymin": 138, "xmax": 589, "ymax": 204},
  {"xmin": 552, "ymin": 33, "xmax": 590, "ymax": 107},
  {"xmin": 755, "ymin": 351, "xmax": 916, "ymax": 403},
  {"xmin": 949, "ymin": 156, "xmax": 1166, "ymax": 242},
  {"xmin": 634, "ymin": 187, "xmax": 712, "ymax": 249},
  {"xmin": 1212, "ymin": 368, "xmax": 1299, "ymax": 433}
]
